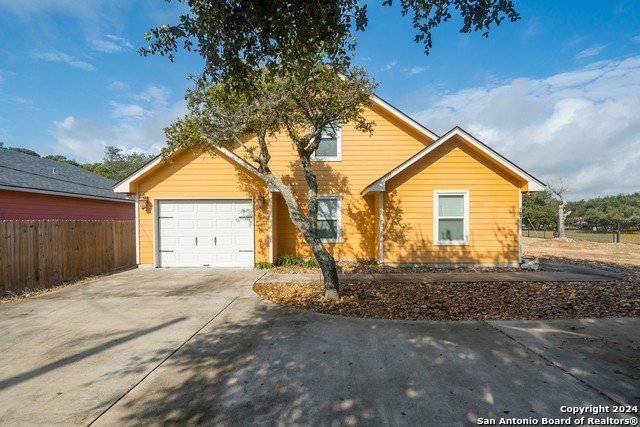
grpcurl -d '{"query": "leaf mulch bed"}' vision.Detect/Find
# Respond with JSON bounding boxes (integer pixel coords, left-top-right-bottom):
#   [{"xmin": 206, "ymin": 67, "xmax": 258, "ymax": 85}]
[
  {"xmin": 254, "ymin": 279, "xmax": 640, "ymax": 321},
  {"xmin": 270, "ymin": 262, "xmax": 526, "ymax": 275}
]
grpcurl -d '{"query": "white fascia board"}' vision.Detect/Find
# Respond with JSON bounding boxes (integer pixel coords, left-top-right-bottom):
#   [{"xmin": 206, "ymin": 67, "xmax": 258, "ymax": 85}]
[{"xmin": 362, "ymin": 127, "xmax": 546, "ymax": 195}]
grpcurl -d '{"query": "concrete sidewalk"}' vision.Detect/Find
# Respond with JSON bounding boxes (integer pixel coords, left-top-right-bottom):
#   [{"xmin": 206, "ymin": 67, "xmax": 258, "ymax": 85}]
[{"xmin": 258, "ymin": 262, "xmax": 622, "ymax": 284}]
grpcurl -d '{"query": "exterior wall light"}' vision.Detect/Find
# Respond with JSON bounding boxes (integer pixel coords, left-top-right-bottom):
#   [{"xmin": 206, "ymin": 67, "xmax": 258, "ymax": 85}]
[{"xmin": 138, "ymin": 194, "xmax": 149, "ymax": 210}]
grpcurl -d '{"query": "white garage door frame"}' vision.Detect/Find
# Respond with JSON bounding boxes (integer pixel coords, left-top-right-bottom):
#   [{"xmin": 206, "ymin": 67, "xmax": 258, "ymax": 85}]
[{"xmin": 153, "ymin": 197, "xmax": 255, "ymax": 268}]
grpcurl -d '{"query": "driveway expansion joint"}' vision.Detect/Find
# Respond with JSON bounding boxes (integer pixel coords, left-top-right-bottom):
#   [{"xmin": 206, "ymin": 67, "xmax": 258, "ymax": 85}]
[
  {"xmin": 485, "ymin": 321, "xmax": 636, "ymax": 414},
  {"xmin": 86, "ymin": 296, "xmax": 240, "ymax": 426}
]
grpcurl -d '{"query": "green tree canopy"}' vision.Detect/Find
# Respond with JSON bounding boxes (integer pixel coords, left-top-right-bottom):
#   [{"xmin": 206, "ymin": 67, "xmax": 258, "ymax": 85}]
[
  {"xmin": 568, "ymin": 192, "xmax": 640, "ymax": 230},
  {"xmin": 98, "ymin": 146, "xmax": 155, "ymax": 182},
  {"xmin": 8, "ymin": 147, "xmax": 40, "ymax": 157},
  {"xmin": 142, "ymin": 0, "xmax": 519, "ymax": 86},
  {"xmin": 522, "ymin": 190, "xmax": 558, "ymax": 230},
  {"xmin": 44, "ymin": 154, "xmax": 81, "ymax": 167}
]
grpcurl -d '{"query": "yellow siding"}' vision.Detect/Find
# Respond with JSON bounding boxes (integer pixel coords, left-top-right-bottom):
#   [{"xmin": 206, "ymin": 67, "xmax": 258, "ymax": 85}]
[
  {"xmin": 137, "ymin": 150, "xmax": 269, "ymax": 265},
  {"xmin": 133, "ymin": 101, "xmax": 524, "ymax": 266},
  {"xmin": 384, "ymin": 136, "xmax": 521, "ymax": 265},
  {"xmin": 254, "ymin": 103, "xmax": 432, "ymax": 260}
]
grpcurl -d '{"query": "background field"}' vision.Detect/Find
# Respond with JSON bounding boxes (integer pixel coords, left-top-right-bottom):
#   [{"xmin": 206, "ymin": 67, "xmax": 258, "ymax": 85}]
[
  {"xmin": 523, "ymin": 229, "xmax": 640, "ymax": 244},
  {"xmin": 523, "ymin": 237, "xmax": 640, "ymax": 266}
]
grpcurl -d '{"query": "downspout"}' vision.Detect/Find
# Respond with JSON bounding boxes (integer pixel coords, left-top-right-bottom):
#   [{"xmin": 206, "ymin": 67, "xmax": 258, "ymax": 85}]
[
  {"xmin": 518, "ymin": 189, "xmax": 523, "ymax": 264},
  {"xmin": 378, "ymin": 192, "xmax": 384, "ymax": 264},
  {"xmin": 134, "ymin": 183, "xmax": 140, "ymax": 265},
  {"xmin": 268, "ymin": 192, "xmax": 274, "ymax": 264}
]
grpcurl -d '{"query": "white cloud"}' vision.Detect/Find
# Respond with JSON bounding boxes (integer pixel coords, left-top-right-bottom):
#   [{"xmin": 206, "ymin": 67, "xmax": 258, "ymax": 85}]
[
  {"xmin": 131, "ymin": 84, "xmax": 172, "ymax": 107},
  {"xmin": 382, "ymin": 60, "xmax": 397, "ymax": 71},
  {"xmin": 0, "ymin": 1, "xmax": 122, "ymax": 36},
  {"xmin": 109, "ymin": 102, "xmax": 146, "ymax": 118},
  {"xmin": 411, "ymin": 56, "xmax": 640, "ymax": 200},
  {"xmin": 406, "ymin": 66, "xmax": 426, "ymax": 76},
  {"xmin": 633, "ymin": 35, "xmax": 640, "ymax": 43},
  {"xmin": 32, "ymin": 50, "xmax": 95, "ymax": 71},
  {"xmin": 107, "ymin": 80, "xmax": 129, "ymax": 90},
  {"xmin": 5, "ymin": 95, "xmax": 33, "ymax": 105},
  {"xmin": 54, "ymin": 116, "xmax": 109, "ymax": 161},
  {"xmin": 575, "ymin": 45, "xmax": 606, "ymax": 59},
  {"xmin": 91, "ymin": 34, "xmax": 133, "ymax": 53},
  {"xmin": 53, "ymin": 86, "xmax": 185, "ymax": 162}
]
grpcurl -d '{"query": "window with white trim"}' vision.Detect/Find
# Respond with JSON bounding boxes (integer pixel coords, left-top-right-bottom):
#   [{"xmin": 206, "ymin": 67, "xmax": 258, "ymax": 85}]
[
  {"xmin": 434, "ymin": 191, "xmax": 469, "ymax": 245},
  {"xmin": 312, "ymin": 122, "xmax": 341, "ymax": 161},
  {"xmin": 317, "ymin": 195, "xmax": 341, "ymax": 242}
]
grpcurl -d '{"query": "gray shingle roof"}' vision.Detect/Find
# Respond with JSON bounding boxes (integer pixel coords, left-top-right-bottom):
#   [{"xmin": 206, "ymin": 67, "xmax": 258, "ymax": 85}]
[{"xmin": 0, "ymin": 148, "xmax": 132, "ymax": 202}]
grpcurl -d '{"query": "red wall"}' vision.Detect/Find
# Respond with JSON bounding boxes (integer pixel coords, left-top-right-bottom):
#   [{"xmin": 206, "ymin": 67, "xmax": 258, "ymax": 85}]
[{"xmin": 0, "ymin": 189, "xmax": 134, "ymax": 220}]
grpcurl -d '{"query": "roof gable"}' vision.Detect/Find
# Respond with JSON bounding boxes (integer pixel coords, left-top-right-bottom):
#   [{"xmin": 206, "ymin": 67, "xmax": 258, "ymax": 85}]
[
  {"xmin": 113, "ymin": 94, "xmax": 439, "ymax": 194},
  {"xmin": 362, "ymin": 127, "xmax": 546, "ymax": 194},
  {"xmin": 113, "ymin": 146, "xmax": 264, "ymax": 194}
]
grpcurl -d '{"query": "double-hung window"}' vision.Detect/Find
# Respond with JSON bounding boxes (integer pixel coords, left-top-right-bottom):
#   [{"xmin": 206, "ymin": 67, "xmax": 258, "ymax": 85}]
[
  {"xmin": 311, "ymin": 122, "xmax": 341, "ymax": 161},
  {"xmin": 434, "ymin": 191, "xmax": 469, "ymax": 245},
  {"xmin": 317, "ymin": 195, "xmax": 341, "ymax": 243}
]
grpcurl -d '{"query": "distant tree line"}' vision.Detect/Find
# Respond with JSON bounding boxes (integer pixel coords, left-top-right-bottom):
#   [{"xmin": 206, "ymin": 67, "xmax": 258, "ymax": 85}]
[
  {"xmin": 0, "ymin": 141, "xmax": 154, "ymax": 181},
  {"xmin": 523, "ymin": 189, "xmax": 640, "ymax": 232}
]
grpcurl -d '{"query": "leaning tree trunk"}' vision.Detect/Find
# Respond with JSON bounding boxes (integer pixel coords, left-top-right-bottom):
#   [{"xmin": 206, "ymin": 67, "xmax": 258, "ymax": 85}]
[
  {"xmin": 264, "ymin": 173, "xmax": 341, "ymax": 300},
  {"xmin": 302, "ymin": 231, "xmax": 340, "ymax": 300}
]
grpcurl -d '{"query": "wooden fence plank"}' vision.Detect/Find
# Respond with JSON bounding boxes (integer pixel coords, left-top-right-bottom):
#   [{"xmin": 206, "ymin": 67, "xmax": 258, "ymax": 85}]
[{"xmin": 0, "ymin": 220, "xmax": 135, "ymax": 295}]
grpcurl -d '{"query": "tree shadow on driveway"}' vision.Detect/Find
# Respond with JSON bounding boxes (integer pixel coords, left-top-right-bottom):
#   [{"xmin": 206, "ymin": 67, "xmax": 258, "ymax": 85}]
[
  {"xmin": 0, "ymin": 317, "xmax": 186, "ymax": 392},
  {"xmin": 93, "ymin": 296, "xmax": 631, "ymax": 426}
]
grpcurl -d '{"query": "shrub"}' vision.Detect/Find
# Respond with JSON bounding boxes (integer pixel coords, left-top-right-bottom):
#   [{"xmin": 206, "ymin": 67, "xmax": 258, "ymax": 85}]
[
  {"xmin": 254, "ymin": 260, "xmax": 273, "ymax": 269},
  {"xmin": 275, "ymin": 254, "xmax": 319, "ymax": 268}
]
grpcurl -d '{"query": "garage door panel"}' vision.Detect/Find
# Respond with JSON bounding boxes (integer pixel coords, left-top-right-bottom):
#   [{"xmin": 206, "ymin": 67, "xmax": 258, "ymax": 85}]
[
  {"xmin": 216, "ymin": 236, "xmax": 234, "ymax": 246},
  {"xmin": 216, "ymin": 203, "xmax": 233, "ymax": 212},
  {"xmin": 158, "ymin": 199, "xmax": 254, "ymax": 268},
  {"xmin": 178, "ymin": 219, "xmax": 195, "ymax": 229},
  {"xmin": 178, "ymin": 236, "xmax": 196, "ymax": 246},
  {"xmin": 198, "ymin": 236, "xmax": 214, "ymax": 246},
  {"xmin": 235, "ymin": 236, "xmax": 251, "ymax": 246},
  {"xmin": 197, "ymin": 219, "xmax": 214, "ymax": 228},
  {"xmin": 216, "ymin": 218, "xmax": 233, "ymax": 229}
]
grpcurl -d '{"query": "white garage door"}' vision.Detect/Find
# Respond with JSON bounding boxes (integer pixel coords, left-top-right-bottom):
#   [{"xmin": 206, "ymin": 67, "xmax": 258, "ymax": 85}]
[{"xmin": 157, "ymin": 199, "xmax": 254, "ymax": 267}]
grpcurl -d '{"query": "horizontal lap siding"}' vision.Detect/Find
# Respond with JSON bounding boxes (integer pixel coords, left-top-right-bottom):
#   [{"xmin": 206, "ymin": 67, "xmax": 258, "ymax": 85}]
[
  {"xmin": 0, "ymin": 189, "xmax": 133, "ymax": 220},
  {"xmin": 137, "ymin": 152, "xmax": 269, "ymax": 265},
  {"xmin": 258, "ymin": 104, "xmax": 431, "ymax": 260},
  {"xmin": 384, "ymin": 137, "xmax": 521, "ymax": 264}
]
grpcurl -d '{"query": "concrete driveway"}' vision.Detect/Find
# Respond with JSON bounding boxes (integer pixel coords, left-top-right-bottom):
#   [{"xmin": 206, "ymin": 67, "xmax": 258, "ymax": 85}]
[{"xmin": 0, "ymin": 269, "xmax": 637, "ymax": 426}]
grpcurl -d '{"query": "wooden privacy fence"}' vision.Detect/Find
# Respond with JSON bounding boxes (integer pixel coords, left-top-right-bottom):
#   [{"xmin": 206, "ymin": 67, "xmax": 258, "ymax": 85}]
[{"xmin": 0, "ymin": 220, "xmax": 136, "ymax": 295}]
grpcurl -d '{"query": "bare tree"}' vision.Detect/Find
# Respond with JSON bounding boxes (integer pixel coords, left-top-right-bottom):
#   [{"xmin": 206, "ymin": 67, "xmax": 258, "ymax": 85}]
[{"xmin": 549, "ymin": 181, "xmax": 571, "ymax": 238}]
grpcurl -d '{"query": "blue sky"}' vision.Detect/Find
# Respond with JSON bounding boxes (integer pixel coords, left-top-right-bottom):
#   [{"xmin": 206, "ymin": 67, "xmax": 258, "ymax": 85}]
[{"xmin": 1, "ymin": 0, "xmax": 639, "ymax": 199}]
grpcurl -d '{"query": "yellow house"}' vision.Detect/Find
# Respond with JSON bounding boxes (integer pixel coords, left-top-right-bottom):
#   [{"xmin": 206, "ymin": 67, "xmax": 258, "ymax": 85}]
[{"xmin": 113, "ymin": 95, "xmax": 545, "ymax": 268}]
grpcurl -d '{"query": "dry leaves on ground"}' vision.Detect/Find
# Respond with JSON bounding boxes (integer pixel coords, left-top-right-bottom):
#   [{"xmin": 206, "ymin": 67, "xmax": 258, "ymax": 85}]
[
  {"xmin": 254, "ymin": 275, "xmax": 640, "ymax": 321},
  {"xmin": 271, "ymin": 261, "xmax": 524, "ymax": 274}
]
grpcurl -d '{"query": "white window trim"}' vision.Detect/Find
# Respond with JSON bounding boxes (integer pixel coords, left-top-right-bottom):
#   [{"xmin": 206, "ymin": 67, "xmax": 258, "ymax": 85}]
[
  {"xmin": 433, "ymin": 190, "xmax": 470, "ymax": 246},
  {"xmin": 311, "ymin": 123, "xmax": 342, "ymax": 162},
  {"xmin": 317, "ymin": 194, "xmax": 342, "ymax": 243}
]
